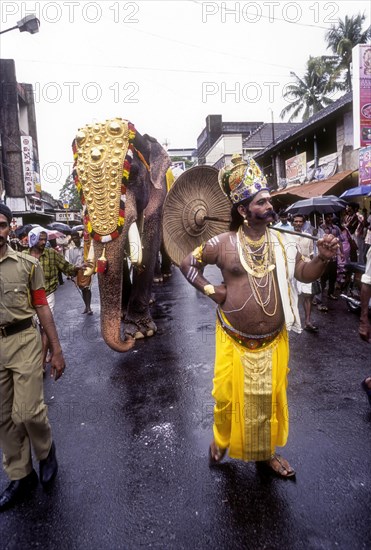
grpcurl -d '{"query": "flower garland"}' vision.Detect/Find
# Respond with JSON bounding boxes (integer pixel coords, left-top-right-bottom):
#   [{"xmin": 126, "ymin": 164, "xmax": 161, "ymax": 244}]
[{"xmin": 72, "ymin": 122, "xmax": 136, "ymax": 243}]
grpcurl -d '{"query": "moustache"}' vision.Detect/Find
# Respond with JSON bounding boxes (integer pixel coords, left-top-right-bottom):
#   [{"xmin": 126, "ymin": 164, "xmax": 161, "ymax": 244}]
[{"xmin": 256, "ymin": 211, "xmax": 275, "ymax": 219}]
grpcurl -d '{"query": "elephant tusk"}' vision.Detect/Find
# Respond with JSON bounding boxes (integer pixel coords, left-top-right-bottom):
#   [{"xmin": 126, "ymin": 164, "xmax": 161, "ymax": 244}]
[
  {"xmin": 128, "ymin": 222, "xmax": 143, "ymax": 265},
  {"xmin": 83, "ymin": 240, "xmax": 96, "ymax": 276}
]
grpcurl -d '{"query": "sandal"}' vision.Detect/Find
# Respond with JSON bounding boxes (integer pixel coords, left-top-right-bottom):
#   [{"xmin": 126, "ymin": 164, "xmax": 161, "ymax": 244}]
[
  {"xmin": 208, "ymin": 441, "xmax": 227, "ymax": 466},
  {"xmin": 317, "ymin": 305, "xmax": 328, "ymax": 312},
  {"xmin": 264, "ymin": 454, "xmax": 296, "ymax": 479}
]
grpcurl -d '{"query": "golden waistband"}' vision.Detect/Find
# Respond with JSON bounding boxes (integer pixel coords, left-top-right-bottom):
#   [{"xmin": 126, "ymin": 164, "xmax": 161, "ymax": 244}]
[{"xmin": 217, "ymin": 307, "xmax": 282, "ymax": 350}]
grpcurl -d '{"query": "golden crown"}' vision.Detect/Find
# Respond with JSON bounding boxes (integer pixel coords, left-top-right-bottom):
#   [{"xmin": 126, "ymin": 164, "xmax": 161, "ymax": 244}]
[{"xmin": 218, "ymin": 154, "xmax": 268, "ymax": 204}]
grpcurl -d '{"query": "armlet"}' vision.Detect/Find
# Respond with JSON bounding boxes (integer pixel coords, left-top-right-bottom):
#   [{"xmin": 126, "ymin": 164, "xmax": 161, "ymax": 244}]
[
  {"xmin": 31, "ymin": 289, "xmax": 48, "ymax": 306},
  {"xmin": 191, "ymin": 244, "xmax": 205, "ymax": 265}
]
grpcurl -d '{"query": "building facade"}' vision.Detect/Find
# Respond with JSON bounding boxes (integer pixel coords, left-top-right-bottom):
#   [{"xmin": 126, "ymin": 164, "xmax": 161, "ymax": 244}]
[
  {"xmin": 0, "ymin": 59, "xmax": 55, "ymax": 226},
  {"xmin": 254, "ymin": 92, "xmax": 359, "ymax": 205}
]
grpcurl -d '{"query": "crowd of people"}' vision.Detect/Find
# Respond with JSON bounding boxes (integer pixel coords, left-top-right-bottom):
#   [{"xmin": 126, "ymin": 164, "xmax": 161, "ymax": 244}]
[
  {"xmin": 0, "ymin": 167, "xmax": 370, "ymax": 511},
  {"xmin": 274, "ymin": 202, "xmax": 370, "ymax": 323},
  {"xmin": 7, "ymin": 223, "xmax": 94, "ymax": 371}
]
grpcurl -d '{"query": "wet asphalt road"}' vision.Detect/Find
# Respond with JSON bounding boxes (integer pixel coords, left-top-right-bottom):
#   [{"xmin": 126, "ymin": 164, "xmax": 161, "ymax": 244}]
[{"xmin": 1, "ymin": 266, "xmax": 370, "ymax": 550}]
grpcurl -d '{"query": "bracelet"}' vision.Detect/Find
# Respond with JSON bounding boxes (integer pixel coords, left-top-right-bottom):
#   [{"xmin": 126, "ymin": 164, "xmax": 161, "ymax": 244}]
[
  {"xmin": 317, "ymin": 255, "xmax": 329, "ymax": 263},
  {"xmin": 203, "ymin": 284, "xmax": 216, "ymax": 296}
]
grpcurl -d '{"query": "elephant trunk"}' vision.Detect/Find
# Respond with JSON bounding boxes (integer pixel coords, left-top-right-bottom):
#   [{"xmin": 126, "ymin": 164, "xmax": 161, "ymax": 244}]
[{"xmin": 96, "ymin": 237, "xmax": 135, "ymax": 353}]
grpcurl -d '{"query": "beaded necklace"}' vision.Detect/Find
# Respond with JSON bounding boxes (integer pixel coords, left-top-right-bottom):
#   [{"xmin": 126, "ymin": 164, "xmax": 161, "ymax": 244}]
[{"xmin": 237, "ymin": 227, "xmax": 278, "ymax": 316}]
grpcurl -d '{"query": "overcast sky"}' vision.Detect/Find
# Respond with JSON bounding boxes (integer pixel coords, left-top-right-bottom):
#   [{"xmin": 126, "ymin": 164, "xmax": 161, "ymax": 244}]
[{"xmin": 1, "ymin": 0, "xmax": 370, "ymax": 198}]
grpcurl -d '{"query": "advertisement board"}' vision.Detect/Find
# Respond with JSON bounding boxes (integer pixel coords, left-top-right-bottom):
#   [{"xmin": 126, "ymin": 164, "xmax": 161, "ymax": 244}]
[
  {"xmin": 352, "ymin": 44, "xmax": 371, "ymax": 149},
  {"xmin": 285, "ymin": 152, "xmax": 307, "ymax": 183},
  {"xmin": 20, "ymin": 136, "xmax": 35, "ymax": 195},
  {"xmin": 359, "ymin": 146, "xmax": 371, "ymax": 185}
]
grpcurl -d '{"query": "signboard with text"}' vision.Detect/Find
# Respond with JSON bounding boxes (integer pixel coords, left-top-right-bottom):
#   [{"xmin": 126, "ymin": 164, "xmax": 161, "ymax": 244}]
[
  {"xmin": 359, "ymin": 146, "xmax": 371, "ymax": 185},
  {"xmin": 55, "ymin": 211, "xmax": 81, "ymax": 222},
  {"xmin": 21, "ymin": 136, "xmax": 35, "ymax": 195},
  {"xmin": 352, "ymin": 45, "xmax": 371, "ymax": 149}
]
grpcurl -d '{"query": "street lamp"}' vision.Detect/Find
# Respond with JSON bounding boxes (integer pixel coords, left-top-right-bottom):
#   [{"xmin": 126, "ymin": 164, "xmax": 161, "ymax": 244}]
[{"xmin": 0, "ymin": 14, "xmax": 40, "ymax": 35}]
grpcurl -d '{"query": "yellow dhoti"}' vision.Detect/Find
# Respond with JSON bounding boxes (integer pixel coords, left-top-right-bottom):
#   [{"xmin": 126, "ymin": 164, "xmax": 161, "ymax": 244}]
[{"xmin": 212, "ymin": 316, "xmax": 290, "ymax": 461}]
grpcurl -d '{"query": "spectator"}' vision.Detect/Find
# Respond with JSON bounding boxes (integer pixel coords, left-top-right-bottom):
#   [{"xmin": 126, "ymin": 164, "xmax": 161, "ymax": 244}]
[
  {"xmin": 359, "ymin": 247, "xmax": 371, "ymax": 407},
  {"xmin": 66, "ymin": 231, "xmax": 94, "ymax": 315},
  {"xmin": 274, "ymin": 210, "xmax": 293, "ymax": 231},
  {"xmin": 344, "ymin": 203, "xmax": 365, "ymax": 263},
  {"xmin": 26, "ymin": 227, "xmax": 82, "ymax": 371},
  {"xmin": 320, "ymin": 213, "xmax": 343, "ymax": 302},
  {"xmin": 292, "ymin": 214, "xmax": 319, "ymax": 332},
  {"xmin": 364, "ymin": 209, "xmax": 371, "ymax": 262}
]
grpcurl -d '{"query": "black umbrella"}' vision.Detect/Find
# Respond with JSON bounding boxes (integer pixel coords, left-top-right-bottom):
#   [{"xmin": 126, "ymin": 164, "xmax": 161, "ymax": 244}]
[
  {"xmin": 285, "ymin": 196, "xmax": 346, "ymax": 216},
  {"xmin": 47, "ymin": 222, "xmax": 72, "ymax": 234},
  {"xmin": 14, "ymin": 224, "xmax": 38, "ymax": 237}
]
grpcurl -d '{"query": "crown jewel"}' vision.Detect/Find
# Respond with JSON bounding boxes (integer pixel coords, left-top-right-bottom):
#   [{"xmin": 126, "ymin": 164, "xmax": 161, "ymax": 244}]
[{"xmin": 218, "ymin": 154, "xmax": 268, "ymax": 204}]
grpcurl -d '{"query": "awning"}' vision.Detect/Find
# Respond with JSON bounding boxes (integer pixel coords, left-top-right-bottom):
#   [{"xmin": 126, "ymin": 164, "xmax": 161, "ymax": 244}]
[{"xmin": 271, "ymin": 170, "xmax": 355, "ymax": 199}]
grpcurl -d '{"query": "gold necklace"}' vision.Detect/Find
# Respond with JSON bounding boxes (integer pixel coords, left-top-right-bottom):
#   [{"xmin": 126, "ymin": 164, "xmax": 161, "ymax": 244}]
[
  {"xmin": 242, "ymin": 230, "xmax": 266, "ymax": 248},
  {"xmin": 249, "ymin": 270, "xmax": 278, "ymax": 316},
  {"xmin": 237, "ymin": 227, "xmax": 275, "ymax": 278},
  {"xmin": 237, "ymin": 227, "xmax": 278, "ymax": 316}
]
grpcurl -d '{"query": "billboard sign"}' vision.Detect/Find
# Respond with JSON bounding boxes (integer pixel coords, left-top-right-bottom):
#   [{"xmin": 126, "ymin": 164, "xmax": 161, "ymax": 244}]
[
  {"xmin": 21, "ymin": 136, "xmax": 35, "ymax": 195},
  {"xmin": 352, "ymin": 45, "xmax": 371, "ymax": 149},
  {"xmin": 285, "ymin": 152, "xmax": 307, "ymax": 183},
  {"xmin": 359, "ymin": 146, "xmax": 371, "ymax": 185}
]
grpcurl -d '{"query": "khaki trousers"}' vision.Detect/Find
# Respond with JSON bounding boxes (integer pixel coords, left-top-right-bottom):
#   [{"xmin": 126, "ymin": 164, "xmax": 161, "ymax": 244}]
[{"xmin": 0, "ymin": 325, "xmax": 52, "ymax": 480}]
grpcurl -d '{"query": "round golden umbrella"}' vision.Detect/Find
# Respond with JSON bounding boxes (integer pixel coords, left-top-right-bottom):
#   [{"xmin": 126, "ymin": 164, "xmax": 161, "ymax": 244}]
[{"xmin": 162, "ymin": 166, "xmax": 231, "ymax": 266}]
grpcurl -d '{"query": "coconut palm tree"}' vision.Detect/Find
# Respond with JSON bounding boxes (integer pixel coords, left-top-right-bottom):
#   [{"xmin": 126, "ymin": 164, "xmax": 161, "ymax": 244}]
[
  {"xmin": 326, "ymin": 14, "xmax": 371, "ymax": 91},
  {"xmin": 280, "ymin": 56, "xmax": 342, "ymax": 122}
]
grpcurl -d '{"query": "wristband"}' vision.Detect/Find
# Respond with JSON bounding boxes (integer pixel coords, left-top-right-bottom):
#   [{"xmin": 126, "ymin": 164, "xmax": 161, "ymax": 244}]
[{"xmin": 203, "ymin": 284, "xmax": 216, "ymax": 296}]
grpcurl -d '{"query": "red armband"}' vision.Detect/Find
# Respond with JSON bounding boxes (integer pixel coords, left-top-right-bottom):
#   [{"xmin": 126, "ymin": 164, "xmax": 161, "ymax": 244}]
[{"xmin": 31, "ymin": 288, "xmax": 48, "ymax": 306}]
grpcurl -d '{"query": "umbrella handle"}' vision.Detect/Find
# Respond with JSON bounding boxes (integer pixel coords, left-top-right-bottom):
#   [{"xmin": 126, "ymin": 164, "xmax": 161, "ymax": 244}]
[
  {"xmin": 270, "ymin": 226, "xmax": 319, "ymax": 241},
  {"xmin": 203, "ymin": 216, "xmax": 231, "ymax": 223},
  {"xmin": 202, "ymin": 218, "xmax": 319, "ymax": 241}
]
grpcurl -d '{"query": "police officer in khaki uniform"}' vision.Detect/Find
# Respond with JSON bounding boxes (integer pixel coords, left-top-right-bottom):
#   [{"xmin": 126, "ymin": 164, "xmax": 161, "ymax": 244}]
[{"xmin": 0, "ymin": 204, "xmax": 66, "ymax": 511}]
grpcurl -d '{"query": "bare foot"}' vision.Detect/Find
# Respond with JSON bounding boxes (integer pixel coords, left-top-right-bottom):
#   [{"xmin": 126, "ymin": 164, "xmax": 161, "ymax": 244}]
[
  {"xmin": 208, "ymin": 440, "xmax": 227, "ymax": 466},
  {"xmin": 264, "ymin": 454, "xmax": 296, "ymax": 478}
]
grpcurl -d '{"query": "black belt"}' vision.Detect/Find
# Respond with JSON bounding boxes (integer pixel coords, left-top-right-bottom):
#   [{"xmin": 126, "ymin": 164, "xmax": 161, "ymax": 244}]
[{"xmin": 0, "ymin": 317, "xmax": 33, "ymax": 338}]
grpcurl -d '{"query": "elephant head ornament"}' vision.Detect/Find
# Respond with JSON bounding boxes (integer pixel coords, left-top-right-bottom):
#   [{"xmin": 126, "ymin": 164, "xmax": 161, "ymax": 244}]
[{"xmin": 72, "ymin": 118, "xmax": 171, "ymax": 352}]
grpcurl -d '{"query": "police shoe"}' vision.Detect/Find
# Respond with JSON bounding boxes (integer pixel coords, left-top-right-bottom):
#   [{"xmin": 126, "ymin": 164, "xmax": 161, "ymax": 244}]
[
  {"xmin": 0, "ymin": 469, "xmax": 38, "ymax": 511},
  {"xmin": 39, "ymin": 441, "xmax": 58, "ymax": 488}
]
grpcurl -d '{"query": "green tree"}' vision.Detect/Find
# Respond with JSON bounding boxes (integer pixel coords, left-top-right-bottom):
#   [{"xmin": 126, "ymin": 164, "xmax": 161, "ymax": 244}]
[
  {"xmin": 59, "ymin": 173, "xmax": 82, "ymax": 211},
  {"xmin": 325, "ymin": 14, "xmax": 371, "ymax": 91},
  {"xmin": 280, "ymin": 56, "xmax": 341, "ymax": 122}
]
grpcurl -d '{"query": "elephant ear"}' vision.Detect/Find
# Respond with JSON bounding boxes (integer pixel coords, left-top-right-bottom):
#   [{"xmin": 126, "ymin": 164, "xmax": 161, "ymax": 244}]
[{"xmin": 143, "ymin": 134, "xmax": 171, "ymax": 190}]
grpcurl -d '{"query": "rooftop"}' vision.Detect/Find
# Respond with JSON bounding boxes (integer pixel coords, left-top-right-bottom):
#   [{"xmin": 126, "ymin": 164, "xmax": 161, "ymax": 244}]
[{"xmin": 254, "ymin": 92, "xmax": 353, "ymax": 159}]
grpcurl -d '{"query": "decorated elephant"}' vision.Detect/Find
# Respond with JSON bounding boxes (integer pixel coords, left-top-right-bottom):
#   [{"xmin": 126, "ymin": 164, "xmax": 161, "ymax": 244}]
[{"xmin": 72, "ymin": 118, "xmax": 171, "ymax": 352}]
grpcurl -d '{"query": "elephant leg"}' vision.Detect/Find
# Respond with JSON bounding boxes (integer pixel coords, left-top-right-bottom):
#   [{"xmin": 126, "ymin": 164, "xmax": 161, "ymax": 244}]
[
  {"xmin": 121, "ymin": 258, "xmax": 132, "ymax": 318},
  {"xmin": 160, "ymin": 241, "xmax": 172, "ymax": 278},
  {"xmin": 124, "ymin": 212, "xmax": 162, "ymax": 338},
  {"xmin": 124, "ymin": 317, "xmax": 157, "ymax": 339}
]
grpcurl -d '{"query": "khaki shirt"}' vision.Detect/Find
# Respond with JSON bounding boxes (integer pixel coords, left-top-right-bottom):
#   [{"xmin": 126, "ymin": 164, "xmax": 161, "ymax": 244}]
[
  {"xmin": 292, "ymin": 233, "xmax": 313, "ymax": 261},
  {"xmin": 0, "ymin": 245, "xmax": 45, "ymax": 325}
]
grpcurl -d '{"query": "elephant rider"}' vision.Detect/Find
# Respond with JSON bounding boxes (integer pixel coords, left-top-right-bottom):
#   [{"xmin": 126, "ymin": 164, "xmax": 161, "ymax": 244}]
[
  {"xmin": 0, "ymin": 204, "xmax": 65, "ymax": 511},
  {"xmin": 26, "ymin": 227, "xmax": 83, "ymax": 371},
  {"xmin": 180, "ymin": 154, "xmax": 339, "ymax": 478}
]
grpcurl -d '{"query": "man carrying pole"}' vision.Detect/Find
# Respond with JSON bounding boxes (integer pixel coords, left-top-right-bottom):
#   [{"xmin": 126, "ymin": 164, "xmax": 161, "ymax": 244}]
[{"xmin": 180, "ymin": 155, "xmax": 339, "ymax": 477}]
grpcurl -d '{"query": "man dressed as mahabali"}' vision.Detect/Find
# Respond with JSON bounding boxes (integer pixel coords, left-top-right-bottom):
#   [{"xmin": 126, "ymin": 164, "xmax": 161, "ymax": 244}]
[{"xmin": 180, "ymin": 154, "xmax": 339, "ymax": 478}]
